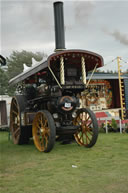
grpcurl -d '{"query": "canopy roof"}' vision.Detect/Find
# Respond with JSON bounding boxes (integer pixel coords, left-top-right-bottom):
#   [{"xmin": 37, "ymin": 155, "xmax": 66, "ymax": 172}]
[{"xmin": 9, "ymin": 49, "xmax": 104, "ymax": 86}]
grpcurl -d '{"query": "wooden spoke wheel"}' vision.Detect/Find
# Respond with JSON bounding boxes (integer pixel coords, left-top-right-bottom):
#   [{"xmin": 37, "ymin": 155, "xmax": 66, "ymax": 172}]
[
  {"xmin": 73, "ymin": 108, "xmax": 98, "ymax": 148},
  {"xmin": 10, "ymin": 95, "xmax": 29, "ymax": 144},
  {"xmin": 32, "ymin": 111, "xmax": 56, "ymax": 152}
]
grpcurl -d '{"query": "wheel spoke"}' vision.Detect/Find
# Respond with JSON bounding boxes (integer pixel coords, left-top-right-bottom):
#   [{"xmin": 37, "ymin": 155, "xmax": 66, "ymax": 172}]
[
  {"xmin": 76, "ymin": 116, "xmax": 81, "ymax": 125},
  {"xmin": 85, "ymin": 113, "xmax": 89, "ymax": 121},
  {"xmin": 13, "ymin": 127, "xmax": 20, "ymax": 138},
  {"xmin": 44, "ymin": 127, "xmax": 50, "ymax": 135},
  {"xmin": 12, "ymin": 110, "xmax": 18, "ymax": 116},
  {"xmin": 85, "ymin": 126, "xmax": 93, "ymax": 136},
  {"xmin": 84, "ymin": 132, "xmax": 91, "ymax": 145},
  {"xmin": 86, "ymin": 120, "xmax": 93, "ymax": 127},
  {"xmin": 40, "ymin": 141, "xmax": 45, "ymax": 151},
  {"xmin": 36, "ymin": 122, "xmax": 41, "ymax": 130},
  {"xmin": 80, "ymin": 133, "xmax": 84, "ymax": 143},
  {"xmin": 78, "ymin": 132, "xmax": 83, "ymax": 142},
  {"xmin": 44, "ymin": 119, "xmax": 48, "ymax": 127},
  {"xmin": 13, "ymin": 99, "xmax": 18, "ymax": 108},
  {"xmin": 44, "ymin": 134, "xmax": 49, "ymax": 147}
]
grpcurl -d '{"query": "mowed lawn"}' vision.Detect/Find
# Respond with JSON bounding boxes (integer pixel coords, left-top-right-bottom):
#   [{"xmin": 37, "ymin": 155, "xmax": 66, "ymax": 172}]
[{"xmin": 0, "ymin": 131, "xmax": 128, "ymax": 193}]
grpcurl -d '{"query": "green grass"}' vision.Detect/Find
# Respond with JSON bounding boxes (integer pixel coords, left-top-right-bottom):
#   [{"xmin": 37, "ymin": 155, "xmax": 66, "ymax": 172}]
[{"xmin": 0, "ymin": 132, "xmax": 128, "ymax": 193}]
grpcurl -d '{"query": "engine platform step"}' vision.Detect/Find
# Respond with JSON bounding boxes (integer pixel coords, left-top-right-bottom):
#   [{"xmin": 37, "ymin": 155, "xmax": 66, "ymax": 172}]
[{"xmin": 56, "ymin": 125, "xmax": 79, "ymax": 135}]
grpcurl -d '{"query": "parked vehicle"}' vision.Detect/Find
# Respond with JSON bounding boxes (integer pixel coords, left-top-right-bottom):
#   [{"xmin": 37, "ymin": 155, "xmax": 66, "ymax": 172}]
[{"xmin": 9, "ymin": 2, "xmax": 104, "ymax": 152}]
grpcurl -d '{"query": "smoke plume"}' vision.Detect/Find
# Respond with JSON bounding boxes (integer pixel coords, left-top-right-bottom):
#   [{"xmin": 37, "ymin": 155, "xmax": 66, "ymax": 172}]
[
  {"xmin": 111, "ymin": 30, "xmax": 128, "ymax": 46},
  {"xmin": 74, "ymin": 1, "xmax": 95, "ymax": 25},
  {"xmin": 103, "ymin": 28, "xmax": 128, "ymax": 46}
]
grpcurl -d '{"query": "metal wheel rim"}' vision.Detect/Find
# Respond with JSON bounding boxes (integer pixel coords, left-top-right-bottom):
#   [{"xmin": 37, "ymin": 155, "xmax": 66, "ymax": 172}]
[
  {"xmin": 74, "ymin": 111, "xmax": 94, "ymax": 146},
  {"xmin": 33, "ymin": 112, "xmax": 50, "ymax": 152},
  {"xmin": 10, "ymin": 97, "xmax": 21, "ymax": 144}
]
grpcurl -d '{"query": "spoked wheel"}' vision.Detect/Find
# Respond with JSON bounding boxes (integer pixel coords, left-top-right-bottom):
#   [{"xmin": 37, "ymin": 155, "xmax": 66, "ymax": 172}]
[
  {"xmin": 32, "ymin": 110, "xmax": 56, "ymax": 152},
  {"xmin": 10, "ymin": 95, "xmax": 29, "ymax": 144},
  {"xmin": 73, "ymin": 108, "xmax": 98, "ymax": 148}
]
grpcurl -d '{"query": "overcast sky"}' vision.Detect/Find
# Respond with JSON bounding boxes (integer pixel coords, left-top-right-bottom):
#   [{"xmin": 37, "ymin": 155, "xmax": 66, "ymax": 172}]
[{"xmin": 1, "ymin": 0, "xmax": 128, "ymax": 71}]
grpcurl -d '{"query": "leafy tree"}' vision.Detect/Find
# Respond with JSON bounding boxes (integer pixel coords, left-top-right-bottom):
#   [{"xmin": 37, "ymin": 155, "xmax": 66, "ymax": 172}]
[
  {"xmin": 0, "ymin": 68, "xmax": 8, "ymax": 95},
  {"xmin": 7, "ymin": 50, "xmax": 47, "ymax": 80},
  {"xmin": 1, "ymin": 50, "xmax": 47, "ymax": 96}
]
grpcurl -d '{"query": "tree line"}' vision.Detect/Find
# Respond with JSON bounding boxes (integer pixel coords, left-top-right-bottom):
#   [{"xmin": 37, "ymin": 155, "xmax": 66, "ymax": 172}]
[{"xmin": 0, "ymin": 50, "xmax": 47, "ymax": 96}]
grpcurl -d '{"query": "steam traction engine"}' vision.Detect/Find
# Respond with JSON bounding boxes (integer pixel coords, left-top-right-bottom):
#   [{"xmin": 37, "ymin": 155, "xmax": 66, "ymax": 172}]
[{"xmin": 9, "ymin": 2, "xmax": 104, "ymax": 152}]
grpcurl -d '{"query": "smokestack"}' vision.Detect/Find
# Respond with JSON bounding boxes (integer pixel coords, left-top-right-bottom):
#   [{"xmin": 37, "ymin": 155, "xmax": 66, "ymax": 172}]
[{"xmin": 54, "ymin": 1, "xmax": 65, "ymax": 51}]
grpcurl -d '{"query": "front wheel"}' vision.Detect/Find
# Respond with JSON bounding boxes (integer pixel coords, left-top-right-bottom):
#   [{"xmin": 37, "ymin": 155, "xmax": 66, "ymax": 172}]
[
  {"xmin": 73, "ymin": 108, "xmax": 98, "ymax": 148},
  {"xmin": 32, "ymin": 110, "xmax": 56, "ymax": 152}
]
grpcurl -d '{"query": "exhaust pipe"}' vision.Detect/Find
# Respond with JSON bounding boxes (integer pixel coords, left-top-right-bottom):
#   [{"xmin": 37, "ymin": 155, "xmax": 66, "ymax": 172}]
[{"xmin": 54, "ymin": 1, "xmax": 65, "ymax": 51}]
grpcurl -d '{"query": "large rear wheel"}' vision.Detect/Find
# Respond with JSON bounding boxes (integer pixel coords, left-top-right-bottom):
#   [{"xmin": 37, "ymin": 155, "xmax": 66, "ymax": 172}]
[
  {"xmin": 32, "ymin": 111, "xmax": 56, "ymax": 152},
  {"xmin": 73, "ymin": 108, "xmax": 98, "ymax": 148},
  {"xmin": 10, "ymin": 95, "xmax": 29, "ymax": 144}
]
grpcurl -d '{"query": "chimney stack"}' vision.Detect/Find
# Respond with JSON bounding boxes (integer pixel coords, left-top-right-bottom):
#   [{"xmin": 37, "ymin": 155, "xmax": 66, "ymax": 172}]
[{"xmin": 54, "ymin": 1, "xmax": 65, "ymax": 51}]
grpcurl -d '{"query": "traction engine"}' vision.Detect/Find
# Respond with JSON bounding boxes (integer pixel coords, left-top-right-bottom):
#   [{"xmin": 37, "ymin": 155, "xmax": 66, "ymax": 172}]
[{"xmin": 9, "ymin": 2, "xmax": 104, "ymax": 152}]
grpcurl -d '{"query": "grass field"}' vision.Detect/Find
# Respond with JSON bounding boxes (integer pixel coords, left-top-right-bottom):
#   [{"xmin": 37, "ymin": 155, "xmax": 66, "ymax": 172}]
[{"xmin": 0, "ymin": 131, "xmax": 128, "ymax": 193}]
